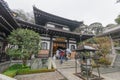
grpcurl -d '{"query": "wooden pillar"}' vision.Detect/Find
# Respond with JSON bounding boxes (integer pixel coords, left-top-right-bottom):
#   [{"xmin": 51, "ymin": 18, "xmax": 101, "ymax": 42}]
[
  {"xmin": 76, "ymin": 39, "xmax": 79, "ymax": 49},
  {"xmin": 67, "ymin": 38, "xmax": 69, "ymax": 48},
  {"xmin": 49, "ymin": 36, "xmax": 53, "ymax": 57}
]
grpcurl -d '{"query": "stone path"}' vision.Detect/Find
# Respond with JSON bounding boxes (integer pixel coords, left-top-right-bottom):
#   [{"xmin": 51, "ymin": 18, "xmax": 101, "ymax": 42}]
[
  {"xmin": 57, "ymin": 59, "xmax": 120, "ymax": 80},
  {"xmin": 93, "ymin": 67, "xmax": 120, "ymax": 74},
  {"xmin": 57, "ymin": 68, "xmax": 82, "ymax": 80},
  {"xmin": 13, "ymin": 59, "xmax": 120, "ymax": 80},
  {"xmin": 55, "ymin": 59, "xmax": 77, "ymax": 69},
  {"xmin": 103, "ymin": 72, "xmax": 120, "ymax": 80},
  {"xmin": 15, "ymin": 71, "xmax": 65, "ymax": 80}
]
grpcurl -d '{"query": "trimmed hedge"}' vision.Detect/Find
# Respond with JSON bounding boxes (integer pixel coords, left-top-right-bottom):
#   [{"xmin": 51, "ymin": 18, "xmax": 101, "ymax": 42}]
[
  {"xmin": 3, "ymin": 64, "xmax": 29, "ymax": 77},
  {"xmin": 17, "ymin": 68, "xmax": 56, "ymax": 75},
  {"xmin": 3, "ymin": 70, "xmax": 17, "ymax": 77},
  {"xmin": 7, "ymin": 64, "xmax": 30, "ymax": 70},
  {"xmin": 3, "ymin": 64, "xmax": 55, "ymax": 77}
]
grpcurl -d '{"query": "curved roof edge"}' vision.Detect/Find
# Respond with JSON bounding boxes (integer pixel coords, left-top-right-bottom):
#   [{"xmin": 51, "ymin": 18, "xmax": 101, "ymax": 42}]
[
  {"xmin": 0, "ymin": 0, "xmax": 20, "ymax": 29},
  {"xmin": 33, "ymin": 6, "xmax": 83, "ymax": 31}
]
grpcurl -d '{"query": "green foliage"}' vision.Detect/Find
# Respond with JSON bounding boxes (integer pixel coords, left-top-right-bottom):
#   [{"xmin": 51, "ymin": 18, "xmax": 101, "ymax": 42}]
[
  {"xmin": 92, "ymin": 64, "xmax": 100, "ymax": 68},
  {"xmin": 17, "ymin": 68, "xmax": 55, "ymax": 75},
  {"xmin": 6, "ymin": 48, "xmax": 21, "ymax": 59},
  {"xmin": 116, "ymin": 50, "xmax": 120, "ymax": 54},
  {"xmin": 81, "ymin": 36, "xmax": 111, "ymax": 57},
  {"xmin": 3, "ymin": 64, "xmax": 19, "ymax": 77},
  {"xmin": 79, "ymin": 36, "xmax": 111, "ymax": 66},
  {"xmin": 114, "ymin": 41, "xmax": 119, "ymax": 47},
  {"xmin": 3, "ymin": 70, "xmax": 17, "ymax": 77},
  {"xmin": 98, "ymin": 57, "xmax": 111, "ymax": 65},
  {"xmin": 14, "ymin": 9, "xmax": 34, "ymax": 23},
  {"xmin": 89, "ymin": 22, "xmax": 103, "ymax": 35},
  {"xmin": 3, "ymin": 64, "xmax": 55, "ymax": 77},
  {"xmin": 3, "ymin": 64, "xmax": 30, "ymax": 77},
  {"xmin": 8, "ymin": 64, "xmax": 30, "ymax": 70},
  {"xmin": 115, "ymin": 15, "xmax": 120, "ymax": 24},
  {"xmin": 83, "ymin": 38, "xmax": 96, "ymax": 44},
  {"xmin": 7, "ymin": 28, "xmax": 41, "ymax": 65}
]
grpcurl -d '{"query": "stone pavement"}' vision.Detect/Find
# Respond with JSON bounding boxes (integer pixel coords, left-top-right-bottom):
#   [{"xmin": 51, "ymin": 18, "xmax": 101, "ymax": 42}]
[
  {"xmin": 103, "ymin": 72, "xmax": 120, "ymax": 80},
  {"xmin": 93, "ymin": 67, "xmax": 120, "ymax": 80},
  {"xmin": 57, "ymin": 68, "xmax": 82, "ymax": 80},
  {"xmin": 56, "ymin": 59, "xmax": 120, "ymax": 80},
  {"xmin": 93, "ymin": 67, "xmax": 120, "ymax": 74},
  {"xmin": 15, "ymin": 71, "xmax": 65, "ymax": 80},
  {"xmin": 14, "ymin": 67, "xmax": 120, "ymax": 80},
  {"xmin": 7, "ymin": 59, "xmax": 120, "ymax": 80},
  {"xmin": 58, "ymin": 67, "xmax": 119, "ymax": 80}
]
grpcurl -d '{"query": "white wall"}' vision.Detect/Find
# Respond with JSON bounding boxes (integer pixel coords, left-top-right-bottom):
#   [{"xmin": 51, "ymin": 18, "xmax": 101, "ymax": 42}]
[
  {"xmin": 40, "ymin": 41, "xmax": 50, "ymax": 50},
  {"xmin": 69, "ymin": 43, "xmax": 77, "ymax": 50}
]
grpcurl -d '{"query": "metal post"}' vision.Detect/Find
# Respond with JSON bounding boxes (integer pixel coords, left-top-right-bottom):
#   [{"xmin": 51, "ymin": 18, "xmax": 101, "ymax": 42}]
[{"xmin": 96, "ymin": 62, "xmax": 100, "ymax": 80}]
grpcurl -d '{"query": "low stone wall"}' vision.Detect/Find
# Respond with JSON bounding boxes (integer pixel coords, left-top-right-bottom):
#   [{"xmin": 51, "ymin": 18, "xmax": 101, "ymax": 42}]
[
  {"xmin": 0, "ymin": 59, "xmax": 48, "ymax": 73},
  {"xmin": 0, "ymin": 60, "xmax": 25, "ymax": 73},
  {"xmin": 0, "ymin": 61, "xmax": 10, "ymax": 73}
]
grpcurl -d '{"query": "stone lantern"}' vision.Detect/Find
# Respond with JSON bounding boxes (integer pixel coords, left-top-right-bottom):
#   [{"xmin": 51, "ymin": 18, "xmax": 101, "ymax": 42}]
[{"xmin": 75, "ymin": 45, "xmax": 97, "ymax": 80}]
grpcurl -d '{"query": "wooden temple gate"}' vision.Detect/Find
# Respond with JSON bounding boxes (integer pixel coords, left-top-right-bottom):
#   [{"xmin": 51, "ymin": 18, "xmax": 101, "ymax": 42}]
[{"xmin": 0, "ymin": 0, "xmax": 94, "ymax": 62}]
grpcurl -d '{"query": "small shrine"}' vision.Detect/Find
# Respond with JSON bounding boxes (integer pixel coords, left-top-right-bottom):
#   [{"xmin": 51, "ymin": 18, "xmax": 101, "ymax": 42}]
[{"xmin": 75, "ymin": 45, "xmax": 103, "ymax": 80}]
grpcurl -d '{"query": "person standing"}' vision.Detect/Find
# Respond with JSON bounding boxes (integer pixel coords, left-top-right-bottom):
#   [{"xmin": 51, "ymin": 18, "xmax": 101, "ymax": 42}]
[
  {"xmin": 66, "ymin": 48, "xmax": 71, "ymax": 60},
  {"xmin": 56, "ymin": 49, "xmax": 60, "ymax": 59},
  {"xmin": 59, "ymin": 49, "xmax": 65, "ymax": 64}
]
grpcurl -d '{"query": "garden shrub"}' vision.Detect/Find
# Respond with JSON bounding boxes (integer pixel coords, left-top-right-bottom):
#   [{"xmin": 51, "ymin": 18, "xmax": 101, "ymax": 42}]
[
  {"xmin": 3, "ymin": 70, "xmax": 17, "ymax": 77},
  {"xmin": 98, "ymin": 57, "xmax": 111, "ymax": 65},
  {"xmin": 3, "ymin": 64, "xmax": 30, "ymax": 77},
  {"xmin": 8, "ymin": 64, "xmax": 29, "ymax": 70},
  {"xmin": 17, "ymin": 68, "xmax": 56, "ymax": 75},
  {"xmin": 3, "ymin": 64, "xmax": 55, "ymax": 77},
  {"xmin": 92, "ymin": 62, "xmax": 100, "ymax": 68}
]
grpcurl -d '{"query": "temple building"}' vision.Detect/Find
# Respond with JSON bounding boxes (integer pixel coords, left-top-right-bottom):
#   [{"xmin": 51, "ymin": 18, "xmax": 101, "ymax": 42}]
[{"xmin": 0, "ymin": 0, "xmax": 94, "ymax": 62}]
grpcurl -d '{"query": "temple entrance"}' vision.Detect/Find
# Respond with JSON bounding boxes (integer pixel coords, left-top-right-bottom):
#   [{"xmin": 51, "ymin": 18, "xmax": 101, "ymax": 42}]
[{"xmin": 53, "ymin": 37, "xmax": 66, "ymax": 55}]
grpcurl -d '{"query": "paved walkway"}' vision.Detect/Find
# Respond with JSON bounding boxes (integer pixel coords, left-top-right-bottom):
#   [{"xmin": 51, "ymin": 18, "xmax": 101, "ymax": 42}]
[
  {"xmin": 15, "ymin": 71, "xmax": 65, "ymax": 80},
  {"xmin": 103, "ymin": 72, "xmax": 120, "ymax": 80},
  {"xmin": 56, "ymin": 59, "xmax": 120, "ymax": 80},
  {"xmin": 93, "ymin": 67, "xmax": 120, "ymax": 80},
  {"xmin": 13, "ymin": 59, "xmax": 120, "ymax": 80},
  {"xmin": 58, "ymin": 67, "xmax": 120, "ymax": 80},
  {"xmin": 57, "ymin": 68, "xmax": 82, "ymax": 80}
]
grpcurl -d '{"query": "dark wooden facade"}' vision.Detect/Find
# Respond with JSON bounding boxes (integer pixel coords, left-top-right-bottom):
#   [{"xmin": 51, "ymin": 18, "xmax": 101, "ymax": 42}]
[{"xmin": 0, "ymin": 0, "xmax": 19, "ymax": 62}]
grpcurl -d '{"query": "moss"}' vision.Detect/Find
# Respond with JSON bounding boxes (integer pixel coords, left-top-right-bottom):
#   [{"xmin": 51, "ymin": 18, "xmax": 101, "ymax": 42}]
[
  {"xmin": 98, "ymin": 57, "xmax": 111, "ymax": 65},
  {"xmin": 17, "ymin": 68, "xmax": 56, "ymax": 75},
  {"xmin": 3, "ymin": 64, "xmax": 55, "ymax": 77},
  {"xmin": 3, "ymin": 70, "xmax": 17, "ymax": 77},
  {"xmin": 3, "ymin": 64, "xmax": 30, "ymax": 77}
]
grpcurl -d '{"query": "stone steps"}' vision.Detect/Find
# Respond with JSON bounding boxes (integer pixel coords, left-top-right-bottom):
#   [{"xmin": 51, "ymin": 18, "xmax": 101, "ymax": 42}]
[{"xmin": 55, "ymin": 59, "xmax": 80, "ymax": 69}]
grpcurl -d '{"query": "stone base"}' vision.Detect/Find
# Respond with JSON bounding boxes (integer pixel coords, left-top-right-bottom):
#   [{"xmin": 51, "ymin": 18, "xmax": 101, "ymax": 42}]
[{"xmin": 74, "ymin": 73, "xmax": 104, "ymax": 80}]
